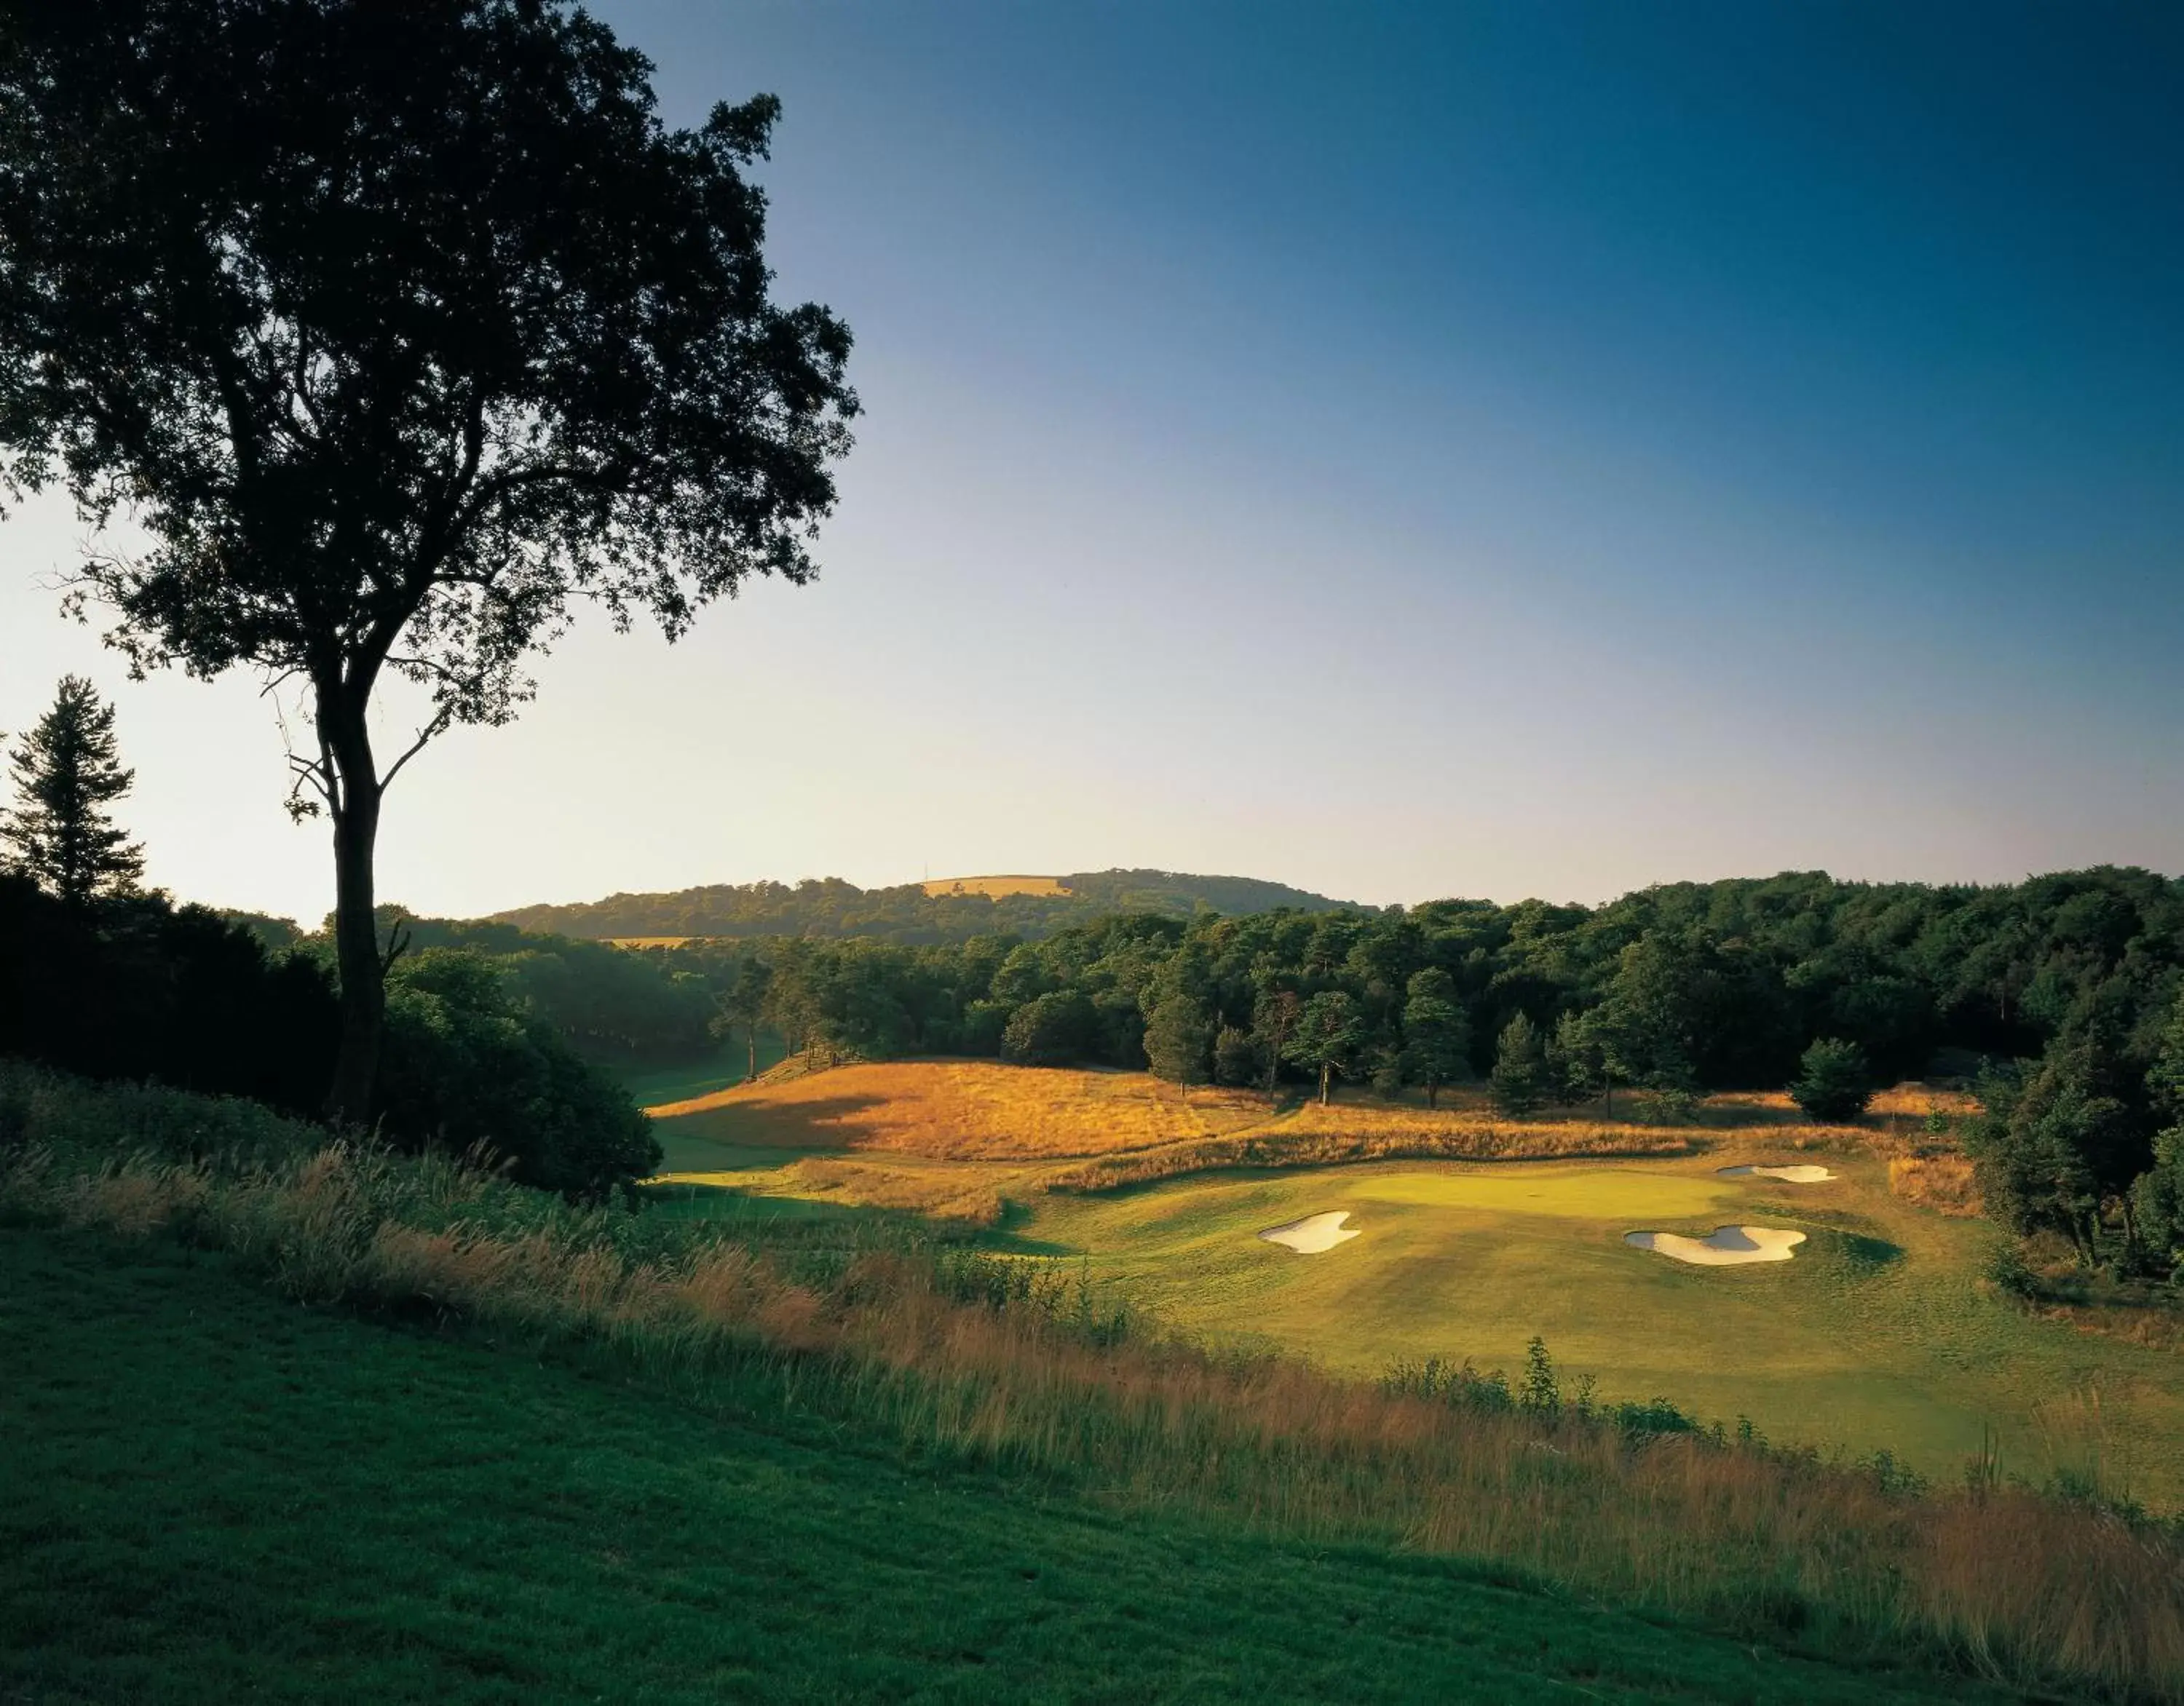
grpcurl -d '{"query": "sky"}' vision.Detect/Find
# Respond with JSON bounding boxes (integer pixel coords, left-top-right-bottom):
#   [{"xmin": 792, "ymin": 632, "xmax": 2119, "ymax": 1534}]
[{"xmin": 3, "ymin": 0, "xmax": 2180, "ymax": 924}]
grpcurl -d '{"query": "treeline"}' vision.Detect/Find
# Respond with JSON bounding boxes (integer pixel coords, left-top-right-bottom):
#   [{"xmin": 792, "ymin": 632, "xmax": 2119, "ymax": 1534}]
[{"xmin": 486, "ymin": 868, "xmax": 1361, "ymax": 944}]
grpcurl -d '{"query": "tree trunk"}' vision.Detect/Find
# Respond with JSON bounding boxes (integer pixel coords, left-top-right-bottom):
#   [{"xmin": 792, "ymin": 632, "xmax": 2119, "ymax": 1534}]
[
  {"xmin": 320, "ymin": 687, "xmax": 386, "ymax": 1129},
  {"xmin": 1427, "ymin": 1079, "xmax": 1439, "ymax": 1111},
  {"xmin": 746, "ymin": 1021, "xmax": 758, "ymax": 1084},
  {"xmin": 1319, "ymin": 1063, "xmax": 1332, "ymax": 1106}
]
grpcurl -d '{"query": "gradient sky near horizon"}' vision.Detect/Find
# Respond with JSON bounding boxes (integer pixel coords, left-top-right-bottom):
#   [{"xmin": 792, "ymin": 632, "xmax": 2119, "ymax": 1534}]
[{"xmin": 3, "ymin": 0, "xmax": 2181, "ymax": 924}]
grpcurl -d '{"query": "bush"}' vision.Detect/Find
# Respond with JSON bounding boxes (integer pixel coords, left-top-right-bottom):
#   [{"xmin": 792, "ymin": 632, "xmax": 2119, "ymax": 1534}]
[
  {"xmin": 1789, "ymin": 1037, "xmax": 1872, "ymax": 1123},
  {"xmin": 1000, "ymin": 989, "xmax": 1099, "ymax": 1068},
  {"xmin": 376, "ymin": 949, "xmax": 660, "ymax": 1200}
]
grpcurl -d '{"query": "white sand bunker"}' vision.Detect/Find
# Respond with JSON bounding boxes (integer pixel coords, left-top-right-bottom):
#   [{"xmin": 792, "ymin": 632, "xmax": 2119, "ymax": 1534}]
[
  {"xmin": 1626, "ymin": 1226, "xmax": 1807, "ymax": 1266},
  {"xmin": 1259, "ymin": 1211, "xmax": 1360, "ymax": 1254},
  {"xmin": 1718, "ymin": 1164, "xmax": 1835, "ymax": 1183}
]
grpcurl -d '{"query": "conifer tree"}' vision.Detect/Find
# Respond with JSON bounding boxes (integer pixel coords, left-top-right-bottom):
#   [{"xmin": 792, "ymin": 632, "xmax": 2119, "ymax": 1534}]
[
  {"xmin": 1144, "ymin": 993, "xmax": 1213, "ymax": 1097},
  {"xmin": 1489, "ymin": 1012, "xmax": 1552, "ymax": 1116},
  {"xmin": 2, "ymin": 675, "xmax": 144, "ymax": 908},
  {"xmin": 1401, "ymin": 967, "xmax": 1469, "ymax": 1108}
]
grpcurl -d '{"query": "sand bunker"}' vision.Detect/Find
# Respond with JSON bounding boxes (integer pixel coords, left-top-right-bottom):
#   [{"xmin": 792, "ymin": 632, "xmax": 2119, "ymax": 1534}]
[
  {"xmin": 1259, "ymin": 1211, "xmax": 1360, "ymax": 1253},
  {"xmin": 1626, "ymin": 1226, "xmax": 1807, "ymax": 1266},
  {"xmin": 1717, "ymin": 1164, "xmax": 1835, "ymax": 1183}
]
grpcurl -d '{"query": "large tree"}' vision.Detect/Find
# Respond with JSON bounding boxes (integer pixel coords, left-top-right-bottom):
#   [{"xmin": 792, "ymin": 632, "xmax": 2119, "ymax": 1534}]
[
  {"xmin": 2, "ymin": 675, "xmax": 146, "ymax": 908},
  {"xmin": 1283, "ymin": 990, "xmax": 1366, "ymax": 1106},
  {"xmin": 0, "ymin": 1, "xmax": 857, "ymax": 1122}
]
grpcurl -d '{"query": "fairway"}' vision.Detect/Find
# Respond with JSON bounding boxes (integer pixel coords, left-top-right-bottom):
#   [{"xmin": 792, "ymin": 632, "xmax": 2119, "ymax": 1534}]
[
  {"xmin": 1023, "ymin": 1153, "xmax": 2184, "ymax": 1506},
  {"xmin": 642, "ymin": 1062, "xmax": 2184, "ymax": 1509}
]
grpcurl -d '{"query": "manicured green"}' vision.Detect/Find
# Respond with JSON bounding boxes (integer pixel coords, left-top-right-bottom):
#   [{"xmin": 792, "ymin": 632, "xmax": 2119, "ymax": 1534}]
[
  {"xmin": 0, "ymin": 1227, "xmax": 2019, "ymax": 1705},
  {"xmin": 1021, "ymin": 1155, "xmax": 2184, "ymax": 1506}
]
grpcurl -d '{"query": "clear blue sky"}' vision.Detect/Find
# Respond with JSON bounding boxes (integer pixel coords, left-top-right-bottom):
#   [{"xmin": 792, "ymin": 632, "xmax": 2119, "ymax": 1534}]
[{"xmin": 2, "ymin": 0, "xmax": 2179, "ymax": 921}]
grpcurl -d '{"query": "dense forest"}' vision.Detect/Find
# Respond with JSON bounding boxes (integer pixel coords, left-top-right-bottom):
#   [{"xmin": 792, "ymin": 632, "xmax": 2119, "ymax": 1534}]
[{"xmin": 487, "ymin": 868, "xmax": 1363, "ymax": 943}]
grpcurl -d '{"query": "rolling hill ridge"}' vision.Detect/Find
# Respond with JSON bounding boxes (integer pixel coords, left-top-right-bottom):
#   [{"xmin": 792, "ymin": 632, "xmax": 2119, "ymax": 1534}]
[{"xmin": 488, "ymin": 868, "xmax": 1368, "ymax": 943}]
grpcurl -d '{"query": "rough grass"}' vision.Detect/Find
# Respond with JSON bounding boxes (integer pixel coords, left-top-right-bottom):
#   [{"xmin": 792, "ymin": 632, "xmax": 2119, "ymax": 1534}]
[
  {"xmin": 1048, "ymin": 1101, "xmax": 1698, "ymax": 1191},
  {"xmin": 1891, "ymin": 1154, "xmax": 1983, "ymax": 1218},
  {"xmin": 4, "ymin": 1066, "xmax": 2182, "ymax": 1702}
]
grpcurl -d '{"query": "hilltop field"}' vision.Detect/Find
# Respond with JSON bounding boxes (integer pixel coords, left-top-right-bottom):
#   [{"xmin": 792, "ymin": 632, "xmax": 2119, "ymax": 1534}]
[{"xmin": 648, "ymin": 1060, "xmax": 2184, "ymax": 1508}]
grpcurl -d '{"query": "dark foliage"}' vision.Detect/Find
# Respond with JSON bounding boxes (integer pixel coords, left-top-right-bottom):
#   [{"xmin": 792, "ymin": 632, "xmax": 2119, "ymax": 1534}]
[
  {"xmin": 1789, "ymin": 1038, "xmax": 1874, "ymax": 1124},
  {"xmin": 0, "ymin": 879, "xmax": 655, "ymax": 1196}
]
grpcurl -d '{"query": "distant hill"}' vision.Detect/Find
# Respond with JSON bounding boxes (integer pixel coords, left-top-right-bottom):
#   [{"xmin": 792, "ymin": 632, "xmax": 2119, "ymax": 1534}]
[{"xmin": 486, "ymin": 868, "xmax": 1366, "ymax": 943}]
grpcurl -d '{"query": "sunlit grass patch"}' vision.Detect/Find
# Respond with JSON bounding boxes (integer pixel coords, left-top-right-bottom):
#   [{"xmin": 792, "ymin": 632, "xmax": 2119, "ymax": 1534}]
[{"xmin": 649, "ymin": 1059, "xmax": 1272, "ymax": 1164}]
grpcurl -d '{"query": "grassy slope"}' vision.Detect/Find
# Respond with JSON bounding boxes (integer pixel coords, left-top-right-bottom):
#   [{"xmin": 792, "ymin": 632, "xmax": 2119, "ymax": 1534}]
[
  {"xmin": 646, "ymin": 1063, "xmax": 2184, "ymax": 1507},
  {"xmin": 0, "ymin": 1228, "xmax": 2010, "ymax": 1705}
]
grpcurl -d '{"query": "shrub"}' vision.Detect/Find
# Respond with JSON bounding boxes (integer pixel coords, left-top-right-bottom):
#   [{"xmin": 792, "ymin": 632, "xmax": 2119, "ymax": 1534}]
[
  {"xmin": 376, "ymin": 949, "xmax": 660, "ymax": 1199},
  {"xmin": 1789, "ymin": 1037, "xmax": 1872, "ymax": 1123}
]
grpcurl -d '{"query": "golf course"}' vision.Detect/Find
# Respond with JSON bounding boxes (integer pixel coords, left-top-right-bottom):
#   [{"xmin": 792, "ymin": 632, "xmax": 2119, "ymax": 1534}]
[{"xmin": 648, "ymin": 1060, "xmax": 2184, "ymax": 1508}]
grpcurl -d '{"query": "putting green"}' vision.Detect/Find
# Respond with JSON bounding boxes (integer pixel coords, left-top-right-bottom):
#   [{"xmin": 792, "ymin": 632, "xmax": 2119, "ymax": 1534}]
[
  {"xmin": 1343, "ymin": 1168, "xmax": 1734, "ymax": 1219},
  {"xmin": 1018, "ymin": 1157, "xmax": 2184, "ymax": 1509}
]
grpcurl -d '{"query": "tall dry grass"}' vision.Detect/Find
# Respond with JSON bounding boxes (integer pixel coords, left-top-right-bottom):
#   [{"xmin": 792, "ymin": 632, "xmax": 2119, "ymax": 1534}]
[
  {"xmin": 5, "ymin": 1120, "xmax": 2179, "ymax": 1702},
  {"xmin": 1890, "ymin": 1154, "xmax": 1983, "ymax": 1218},
  {"xmin": 1048, "ymin": 1112, "xmax": 1697, "ymax": 1191}
]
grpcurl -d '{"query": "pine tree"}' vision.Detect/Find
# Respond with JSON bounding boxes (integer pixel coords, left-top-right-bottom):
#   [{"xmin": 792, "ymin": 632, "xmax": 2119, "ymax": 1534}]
[
  {"xmin": 1400, "ymin": 967, "xmax": 1469, "ymax": 1108},
  {"xmin": 1490, "ymin": 1012, "xmax": 1552, "ymax": 1116},
  {"xmin": 1283, "ymin": 991, "xmax": 1366, "ymax": 1106},
  {"xmin": 1144, "ymin": 994, "xmax": 1213, "ymax": 1095},
  {"xmin": 2, "ymin": 675, "xmax": 144, "ymax": 908},
  {"xmin": 1787, "ymin": 1036, "xmax": 1872, "ymax": 1124}
]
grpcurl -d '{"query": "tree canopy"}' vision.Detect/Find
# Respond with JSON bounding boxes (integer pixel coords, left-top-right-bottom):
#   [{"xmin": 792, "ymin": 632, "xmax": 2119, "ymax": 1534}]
[{"xmin": 0, "ymin": 0, "xmax": 856, "ymax": 1121}]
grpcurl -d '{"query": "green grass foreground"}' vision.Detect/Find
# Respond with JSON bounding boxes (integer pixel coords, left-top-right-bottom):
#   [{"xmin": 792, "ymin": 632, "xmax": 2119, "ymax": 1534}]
[
  {"xmin": 0, "ymin": 1229, "xmax": 2001, "ymax": 1705},
  {"xmin": 4, "ymin": 1064, "xmax": 2181, "ymax": 1701}
]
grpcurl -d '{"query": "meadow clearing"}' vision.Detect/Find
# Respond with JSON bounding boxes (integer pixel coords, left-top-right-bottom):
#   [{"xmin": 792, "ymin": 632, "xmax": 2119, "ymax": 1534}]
[
  {"xmin": 646, "ymin": 1060, "xmax": 2184, "ymax": 1508},
  {"xmin": 919, "ymin": 874, "xmax": 1072, "ymax": 897}
]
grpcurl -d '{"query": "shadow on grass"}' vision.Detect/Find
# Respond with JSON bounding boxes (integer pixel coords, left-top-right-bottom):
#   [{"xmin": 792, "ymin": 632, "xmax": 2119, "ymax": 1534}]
[
  {"xmin": 638, "ymin": 1181, "xmax": 1069, "ymax": 1257},
  {"xmin": 649, "ymin": 1090, "xmax": 906, "ymax": 1174},
  {"xmin": 1821, "ymin": 1229, "xmax": 1907, "ymax": 1271}
]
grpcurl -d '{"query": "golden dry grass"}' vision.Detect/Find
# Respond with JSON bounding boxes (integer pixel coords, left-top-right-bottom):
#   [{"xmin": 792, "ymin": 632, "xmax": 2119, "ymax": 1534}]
[
  {"xmin": 919, "ymin": 874, "xmax": 1069, "ymax": 898},
  {"xmin": 1870, "ymin": 1084, "xmax": 1981, "ymax": 1120},
  {"xmin": 650, "ymin": 1060, "xmax": 1272, "ymax": 1161},
  {"xmin": 1890, "ymin": 1154, "xmax": 1983, "ymax": 1218},
  {"xmin": 8, "ymin": 1135, "xmax": 2181, "ymax": 1702},
  {"xmin": 605, "ymin": 936, "xmax": 695, "ymax": 948},
  {"xmin": 1048, "ymin": 1102, "xmax": 1698, "ymax": 1191}
]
